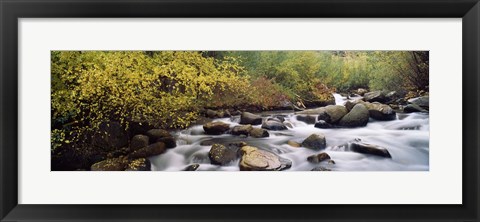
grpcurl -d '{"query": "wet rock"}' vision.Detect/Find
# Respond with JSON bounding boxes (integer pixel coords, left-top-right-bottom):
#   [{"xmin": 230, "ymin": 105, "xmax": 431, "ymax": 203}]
[
  {"xmin": 363, "ymin": 91, "xmax": 387, "ymax": 103},
  {"xmin": 338, "ymin": 104, "xmax": 369, "ymax": 127},
  {"xmin": 314, "ymin": 120, "xmax": 335, "ymax": 129},
  {"xmin": 311, "ymin": 166, "xmax": 332, "ymax": 171},
  {"xmin": 239, "ymin": 146, "xmax": 292, "ymax": 171},
  {"xmin": 231, "ymin": 124, "xmax": 253, "ymax": 136},
  {"xmin": 328, "ymin": 160, "xmax": 336, "ymax": 165},
  {"xmin": 365, "ymin": 102, "xmax": 396, "ymax": 121},
  {"xmin": 318, "ymin": 105, "xmax": 348, "ymax": 124},
  {"xmin": 156, "ymin": 137, "xmax": 176, "ymax": 149},
  {"xmin": 403, "ymin": 104, "xmax": 428, "ymax": 113},
  {"xmin": 357, "ymin": 88, "xmax": 368, "ymax": 96},
  {"xmin": 262, "ymin": 120, "xmax": 288, "ymax": 131},
  {"xmin": 130, "ymin": 134, "xmax": 149, "ymax": 152},
  {"xmin": 302, "ymin": 133, "xmax": 327, "ymax": 150},
  {"xmin": 206, "ymin": 109, "xmax": 217, "ymax": 118},
  {"xmin": 249, "ymin": 128, "xmax": 269, "ymax": 138},
  {"xmin": 230, "ymin": 110, "xmax": 242, "ymax": 116},
  {"xmin": 146, "ymin": 129, "xmax": 172, "ymax": 143},
  {"xmin": 203, "ymin": 121, "xmax": 230, "ymax": 135},
  {"xmin": 240, "ymin": 112, "xmax": 262, "ymax": 125},
  {"xmin": 345, "ymin": 99, "xmax": 364, "ymax": 111},
  {"xmin": 284, "ymin": 122, "xmax": 294, "ymax": 128},
  {"xmin": 183, "ymin": 164, "xmax": 200, "ymax": 171},
  {"xmin": 208, "ymin": 144, "xmax": 238, "ymax": 165},
  {"xmin": 92, "ymin": 121, "xmax": 128, "ymax": 151},
  {"xmin": 216, "ymin": 110, "xmax": 225, "ymax": 118},
  {"xmin": 125, "ymin": 158, "xmax": 151, "ymax": 171},
  {"xmin": 287, "ymin": 140, "xmax": 301, "ymax": 147},
  {"xmin": 408, "ymin": 96, "xmax": 429, "ymax": 109},
  {"xmin": 91, "ymin": 157, "xmax": 128, "ymax": 171},
  {"xmin": 297, "ymin": 107, "xmax": 326, "ymax": 115},
  {"xmin": 296, "ymin": 115, "xmax": 317, "ymax": 124},
  {"xmin": 307, "ymin": 152, "xmax": 331, "ymax": 163},
  {"xmin": 129, "ymin": 142, "xmax": 166, "ymax": 159},
  {"xmin": 224, "ymin": 110, "xmax": 232, "ymax": 117},
  {"xmin": 385, "ymin": 91, "xmax": 398, "ymax": 103},
  {"xmin": 350, "ymin": 142, "xmax": 392, "ymax": 158}
]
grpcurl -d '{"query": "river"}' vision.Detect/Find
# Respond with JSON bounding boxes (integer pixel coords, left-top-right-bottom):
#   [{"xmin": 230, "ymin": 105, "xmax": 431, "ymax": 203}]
[{"xmin": 150, "ymin": 94, "xmax": 429, "ymax": 171}]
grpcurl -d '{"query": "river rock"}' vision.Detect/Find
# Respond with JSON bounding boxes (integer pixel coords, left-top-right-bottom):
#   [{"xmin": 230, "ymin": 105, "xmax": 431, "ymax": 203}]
[
  {"xmin": 231, "ymin": 124, "xmax": 253, "ymax": 136},
  {"xmin": 125, "ymin": 158, "xmax": 151, "ymax": 171},
  {"xmin": 350, "ymin": 142, "xmax": 392, "ymax": 158},
  {"xmin": 208, "ymin": 144, "xmax": 238, "ymax": 165},
  {"xmin": 302, "ymin": 133, "xmax": 327, "ymax": 150},
  {"xmin": 183, "ymin": 164, "xmax": 200, "ymax": 171},
  {"xmin": 129, "ymin": 142, "xmax": 166, "ymax": 159},
  {"xmin": 408, "ymin": 96, "xmax": 429, "ymax": 109},
  {"xmin": 365, "ymin": 102, "xmax": 396, "ymax": 121},
  {"xmin": 239, "ymin": 146, "xmax": 292, "ymax": 171},
  {"xmin": 338, "ymin": 104, "xmax": 369, "ymax": 127},
  {"xmin": 403, "ymin": 103, "xmax": 428, "ymax": 113},
  {"xmin": 130, "ymin": 134, "xmax": 149, "ymax": 152},
  {"xmin": 314, "ymin": 120, "xmax": 335, "ymax": 129},
  {"xmin": 206, "ymin": 109, "xmax": 217, "ymax": 118},
  {"xmin": 297, "ymin": 107, "xmax": 326, "ymax": 115},
  {"xmin": 345, "ymin": 99, "xmax": 364, "ymax": 111},
  {"xmin": 363, "ymin": 91, "xmax": 387, "ymax": 103},
  {"xmin": 91, "ymin": 157, "xmax": 128, "ymax": 171},
  {"xmin": 296, "ymin": 115, "xmax": 317, "ymax": 124},
  {"xmin": 203, "ymin": 121, "xmax": 230, "ymax": 135},
  {"xmin": 328, "ymin": 160, "xmax": 336, "ymax": 164},
  {"xmin": 156, "ymin": 137, "xmax": 176, "ymax": 149},
  {"xmin": 287, "ymin": 140, "xmax": 301, "ymax": 147},
  {"xmin": 146, "ymin": 129, "xmax": 172, "ymax": 143},
  {"xmin": 318, "ymin": 105, "xmax": 348, "ymax": 124},
  {"xmin": 357, "ymin": 88, "xmax": 368, "ymax": 96},
  {"xmin": 240, "ymin": 112, "xmax": 262, "ymax": 125},
  {"xmin": 92, "ymin": 121, "xmax": 128, "ymax": 151},
  {"xmin": 261, "ymin": 120, "xmax": 288, "ymax": 131},
  {"xmin": 249, "ymin": 128, "xmax": 269, "ymax": 138},
  {"xmin": 311, "ymin": 166, "xmax": 332, "ymax": 171},
  {"xmin": 307, "ymin": 152, "xmax": 331, "ymax": 163}
]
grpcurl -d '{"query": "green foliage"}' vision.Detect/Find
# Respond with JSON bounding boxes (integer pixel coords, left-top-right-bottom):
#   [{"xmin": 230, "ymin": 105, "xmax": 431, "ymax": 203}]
[{"xmin": 51, "ymin": 51, "xmax": 247, "ymax": 149}]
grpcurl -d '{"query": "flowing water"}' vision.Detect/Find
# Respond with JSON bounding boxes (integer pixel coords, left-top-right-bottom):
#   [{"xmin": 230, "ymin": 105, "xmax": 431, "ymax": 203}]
[{"xmin": 150, "ymin": 94, "xmax": 429, "ymax": 171}]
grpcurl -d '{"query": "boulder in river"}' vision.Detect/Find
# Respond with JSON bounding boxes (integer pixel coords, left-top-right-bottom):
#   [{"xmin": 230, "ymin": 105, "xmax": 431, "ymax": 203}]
[
  {"xmin": 287, "ymin": 140, "xmax": 301, "ymax": 147},
  {"xmin": 125, "ymin": 158, "xmax": 151, "ymax": 171},
  {"xmin": 350, "ymin": 142, "xmax": 392, "ymax": 158},
  {"xmin": 297, "ymin": 107, "xmax": 325, "ymax": 115},
  {"xmin": 183, "ymin": 164, "xmax": 200, "ymax": 171},
  {"xmin": 357, "ymin": 88, "xmax": 368, "ymax": 96},
  {"xmin": 231, "ymin": 124, "xmax": 253, "ymax": 136},
  {"xmin": 296, "ymin": 115, "xmax": 317, "ymax": 124},
  {"xmin": 206, "ymin": 109, "xmax": 217, "ymax": 118},
  {"xmin": 338, "ymin": 104, "xmax": 369, "ymax": 127},
  {"xmin": 130, "ymin": 134, "xmax": 149, "ymax": 152},
  {"xmin": 314, "ymin": 120, "xmax": 336, "ymax": 129},
  {"xmin": 91, "ymin": 157, "xmax": 128, "ymax": 171},
  {"xmin": 311, "ymin": 166, "xmax": 332, "ymax": 171},
  {"xmin": 249, "ymin": 128, "xmax": 269, "ymax": 138},
  {"xmin": 302, "ymin": 133, "xmax": 327, "ymax": 150},
  {"xmin": 408, "ymin": 96, "xmax": 429, "ymax": 109},
  {"xmin": 208, "ymin": 144, "xmax": 238, "ymax": 165},
  {"xmin": 403, "ymin": 103, "xmax": 428, "ymax": 113},
  {"xmin": 146, "ymin": 129, "xmax": 176, "ymax": 148},
  {"xmin": 239, "ymin": 146, "xmax": 292, "ymax": 171},
  {"xmin": 240, "ymin": 112, "xmax": 262, "ymax": 125},
  {"xmin": 364, "ymin": 102, "xmax": 396, "ymax": 121},
  {"xmin": 129, "ymin": 142, "xmax": 166, "ymax": 159},
  {"xmin": 318, "ymin": 105, "xmax": 348, "ymax": 124},
  {"xmin": 146, "ymin": 129, "xmax": 172, "ymax": 143},
  {"xmin": 363, "ymin": 91, "xmax": 387, "ymax": 103},
  {"xmin": 261, "ymin": 120, "xmax": 288, "ymax": 131},
  {"xmin": 203, "ymin": 121, "xmax": 230, "ymax": 135},
  {"xmin": 345, "ymin": 99, "xmax": 364, "ymax": 111},
  {"xmin": 307, "ymin": 152, "xmax": 331, "ymax": 163}
]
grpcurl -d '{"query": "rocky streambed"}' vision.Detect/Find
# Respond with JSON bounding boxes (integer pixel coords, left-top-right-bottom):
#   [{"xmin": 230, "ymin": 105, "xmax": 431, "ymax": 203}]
[{"xmin": 149, "ymin": 93, "xmax": 429, "ymax": 171}]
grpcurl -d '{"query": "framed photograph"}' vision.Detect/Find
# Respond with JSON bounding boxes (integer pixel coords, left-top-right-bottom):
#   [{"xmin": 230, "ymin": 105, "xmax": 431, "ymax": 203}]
[{"xmin": 1, "ymin": 0, "xmax": 479, "ymax": 221}]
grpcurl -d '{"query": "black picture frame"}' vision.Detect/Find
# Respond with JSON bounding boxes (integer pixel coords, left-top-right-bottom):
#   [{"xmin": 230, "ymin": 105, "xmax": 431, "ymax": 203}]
[{"xmin": 1, "ymin": 0, "xmax": 479, "ymax": 221}]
